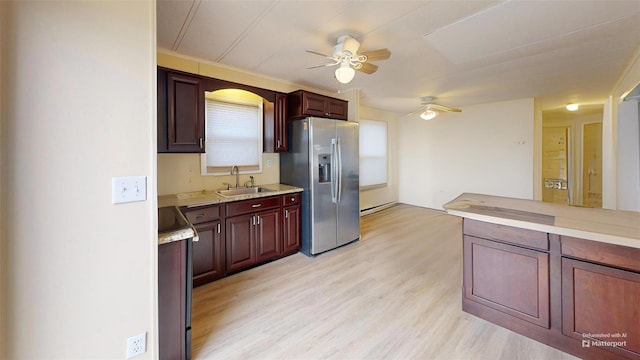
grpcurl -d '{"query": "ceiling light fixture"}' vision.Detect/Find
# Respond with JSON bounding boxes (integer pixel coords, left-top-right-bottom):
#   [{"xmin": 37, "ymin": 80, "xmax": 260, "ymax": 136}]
[
  {"xmin": 420, "ymin": 108, "xmax": 438, "ymax": 120},
  {"xmin": 566, "ymin": 103, "xmax": 579, "ymax": 111},
  {"xmin": 334, "ymin": 61, "xmax": 355, "ymax": 84}
]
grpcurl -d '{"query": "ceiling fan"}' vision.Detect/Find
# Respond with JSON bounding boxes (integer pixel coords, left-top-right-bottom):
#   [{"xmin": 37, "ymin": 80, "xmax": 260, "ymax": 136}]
[
  {"xmin": 306, "ymin": 35, "xmax": 391, "ymax": 84},
  {"xmin": 410, "ymin": 96, "xmax": 462, "ymax": 120}
]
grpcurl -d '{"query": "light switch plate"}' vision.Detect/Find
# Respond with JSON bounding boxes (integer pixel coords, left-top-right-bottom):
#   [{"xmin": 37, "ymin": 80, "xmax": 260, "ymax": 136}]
[{"xmin": 112, "ymin": 176, "xmax": 147, "ymax": 204}]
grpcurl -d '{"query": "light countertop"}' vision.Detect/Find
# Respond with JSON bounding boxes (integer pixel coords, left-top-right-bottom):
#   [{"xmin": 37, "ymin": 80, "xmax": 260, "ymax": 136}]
[
  {"xmin": 158, "ymin": 206, "xmax": 198, "ymax": 245},
  {"xmin": 444, "ymin": 193, "xmax": 640, "ymax": 249},
  {"xmin": 158, "ymin": 183, "xmax": 303, "ymax": 209}
]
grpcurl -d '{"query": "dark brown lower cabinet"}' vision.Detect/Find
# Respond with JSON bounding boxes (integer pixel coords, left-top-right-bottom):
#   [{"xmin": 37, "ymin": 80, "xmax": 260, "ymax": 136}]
[
  {"xmin": 158, "ymin": 239, "xmax": 190, "ymax": 360},
  {"xmin": 256, "ymin": 208, "xmax": 281, "ymax": 262},
  {"xmin": 192, "ymin": 220, "xmax": 225, "ymax": 286},
  {"xmin": 562, "ymin": 258, "xmax": 640, "ymax": 359},
  {"xmin": 226, "ymin": 213, "xmax": 256, "ymax": 273},
  {"xmin": 282, "ymin": 204, "xmax": 301, "ymax": 255},
  {"xmin": 181, "ymin": 193, "xmax": 301, "ymax": 285},
  {"xmin": 463, "ymin": 235, "xmax": 550, "ymax": 328},
  {"xmin": 226, "ymin": 208, "xmax": 281, "ymax": 273},
  {"xmin": 462, "ymin": 218, "xmax": 639, "ymax": 360}
]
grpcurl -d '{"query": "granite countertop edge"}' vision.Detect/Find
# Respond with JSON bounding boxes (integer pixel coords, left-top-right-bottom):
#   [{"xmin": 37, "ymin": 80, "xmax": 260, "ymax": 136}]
[
  {"xmin": 158, "ymin": 183, "xmax": 303, "ymax": 209},
  {"xmin": 157, "ymin": 184, "xmax": 303, "ymax": 245},
  {"xmin": 444, "ymin": 193, "xmax": 640, "ymax": 249}
]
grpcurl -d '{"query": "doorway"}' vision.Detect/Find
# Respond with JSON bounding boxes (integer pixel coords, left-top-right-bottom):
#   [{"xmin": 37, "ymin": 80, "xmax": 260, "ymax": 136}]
[
  {"xmin": 582, "ymin": 122, "xmax": 603, "ymax": 207},
  {"xmin": 541, "ymin": 106, "xmax": 603, "ymax": 207}
]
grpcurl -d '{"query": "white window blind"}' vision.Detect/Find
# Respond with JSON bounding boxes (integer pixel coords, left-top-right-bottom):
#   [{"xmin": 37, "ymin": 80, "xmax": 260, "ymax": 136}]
[
  {"xmin": 359, "ymin": 119, "xmax": 387, "ymax": 187},
  {"xmin": 201, "ymin": 97, "xmax": 262, "ymax": 175}
]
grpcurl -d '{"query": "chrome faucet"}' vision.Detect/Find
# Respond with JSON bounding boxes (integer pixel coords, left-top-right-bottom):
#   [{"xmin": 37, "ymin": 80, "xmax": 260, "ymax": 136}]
[
  {"xmin": 244, "ymin": 176, "xmax": 254, "ymax": 188},
  {"xmin": 231, "ymin": 165, "xmax": 239, "ymax": 188}
]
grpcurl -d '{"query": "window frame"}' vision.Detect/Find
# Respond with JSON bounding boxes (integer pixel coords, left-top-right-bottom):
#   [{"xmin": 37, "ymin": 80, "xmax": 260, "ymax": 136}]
[
  {"xmin": 200, "ymin": 92, "xmax": 263, "ymax": 176},
  {"xmin": 359, "ymin": 118, "xmax": 388, "ymax": 188}
]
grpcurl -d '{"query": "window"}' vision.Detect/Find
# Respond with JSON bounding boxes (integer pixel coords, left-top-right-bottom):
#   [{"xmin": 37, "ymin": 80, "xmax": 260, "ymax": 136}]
[
  {"xmin": 200, "ymin": 91, "xmax": 263, "ymax": 175},
  {"xmin": 359, "ymin": 119, "xmax": 387, "ymax": 187}
]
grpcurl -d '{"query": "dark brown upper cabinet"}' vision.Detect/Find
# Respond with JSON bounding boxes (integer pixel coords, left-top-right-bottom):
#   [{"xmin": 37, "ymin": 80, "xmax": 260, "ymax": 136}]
[
  {"xmin": 288, "ymin": 90, "xmax": 348, "ymax": 120},
  {"xmin": 263, "ymin": 93, "xmax": 288, "ymax": 153},
  {"xmin": 157, "ymin": 68, "xmax": 205, "ymax": 153}
]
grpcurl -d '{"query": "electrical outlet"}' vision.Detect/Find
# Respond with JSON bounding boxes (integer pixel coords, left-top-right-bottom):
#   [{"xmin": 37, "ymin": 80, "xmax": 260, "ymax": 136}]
[
  {"xmin": 112, "ymin": 176, "xmax": 147, "ymax": 204},
  {"xmin": 266, "ymin": 159, "xmax": 273, "ymax": 168},
  {"xmin": 127, "ymin": 332, "xmax": 146, "ymax": 358}
]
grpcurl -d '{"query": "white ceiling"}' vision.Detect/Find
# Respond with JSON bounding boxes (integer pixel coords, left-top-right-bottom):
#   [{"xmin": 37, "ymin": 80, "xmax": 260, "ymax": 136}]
[{"xmin": 157, "ymin": 0, "xmax": 640, "ymax": 114}]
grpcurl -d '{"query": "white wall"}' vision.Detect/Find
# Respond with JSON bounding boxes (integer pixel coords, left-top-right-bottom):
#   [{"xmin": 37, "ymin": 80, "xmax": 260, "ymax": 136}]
[
  {"xmin": 0, "ymin": 1, "xmax": 6, "ymax": 356},
  {"xmin": 398, "ymin": 98, "xmax": 535, "ymax": 210},
  {"xmin": 617, "ymin": 101, "xmax": 640, "ymax": 211},
  {"xmin": 607, "ymin": 44, "xmax": 640, "ymax": 210},
  {"xmin": 359, "ymin": 106, "xmax": 400, "ymax": 211},
  {"xmin": 1, "ymin": 2, "xmax": 157, "ymax": 359}
]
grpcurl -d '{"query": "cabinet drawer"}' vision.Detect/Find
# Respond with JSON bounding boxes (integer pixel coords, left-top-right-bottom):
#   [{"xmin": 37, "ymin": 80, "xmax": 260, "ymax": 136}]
[
  {"xmin": 282, "ymin": 193, "xmax": 301, "ymax": 206},
  {"xmin": 561, "ymin": 235, "xmax": 640, "ymax": 273},
  {"xmin": 183, "ymin": 205, "xmax": 221, "ymax": 224},
  {"xmin": 463, "ymin": 218, "xmax": 548, "ymax": 251},
  {"xmin": 226, "ymin": 196, "xmax": 280, "ymax": 217}
]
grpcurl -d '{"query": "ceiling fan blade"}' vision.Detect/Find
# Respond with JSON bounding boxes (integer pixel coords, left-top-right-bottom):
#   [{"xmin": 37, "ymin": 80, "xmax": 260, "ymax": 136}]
[
  {"xmin": 361, "ymin": 48, "xmax": 391, "ymax": 61},
  {"xmin": 307, "ymin": 63, "xmax": 339, "ymax": 69},
  {"xmin": 306, "ymin": 50, "xmax": 332, "ymax": 58},
  {"xmin": 340, "ymin": 35, "xmax": 361, "ymax": 56},
  {"xmin": 356, "ymin": 62, "xmax": 378, "ymax": 74},
  {"xmin": 427, "ymin": 103, "xmax": 462, "ymax": 112}
]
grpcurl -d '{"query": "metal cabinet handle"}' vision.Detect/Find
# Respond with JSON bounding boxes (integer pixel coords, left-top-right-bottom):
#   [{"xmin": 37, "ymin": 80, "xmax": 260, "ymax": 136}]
[
  {"xmin": 199, "ymin": 137, "xmax": 203, "ymax": 149},
  {"xmin": 252, "ymin": 215, "xmax": 256, "ymax": 225},
  {"xmin": 216, "ymin": 223, "xmax": 221, "ymax": 234},
  {"xmin": 257, "ymin": 215, "xmax": 260, "ymax": 225},
  {"xmin": 285, "ymin": 209, "xmax": 289, "ymax": 218},
  {"xmin": 277, "ymin": 140, "xmax": 281, "ymax": 148},
  {"xmin": 251, "ymin": 204, "xmax": 261, "ymax": 208}
]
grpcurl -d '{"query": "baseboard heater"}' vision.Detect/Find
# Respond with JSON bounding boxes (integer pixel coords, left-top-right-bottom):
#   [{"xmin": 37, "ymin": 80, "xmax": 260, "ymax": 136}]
[{"xmin": 360, "ymin": 202, "xmax": 398, "ymax": 216}]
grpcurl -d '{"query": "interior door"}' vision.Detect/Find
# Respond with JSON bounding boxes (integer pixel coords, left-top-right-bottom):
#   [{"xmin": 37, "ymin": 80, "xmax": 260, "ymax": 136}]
[
  {"xmin": 583, "ymin": 122, "xmax": 602, "ymax": 208},
  {"xmin": 542, "ymin": 127, "xmax": 569, "ymax": 204}
]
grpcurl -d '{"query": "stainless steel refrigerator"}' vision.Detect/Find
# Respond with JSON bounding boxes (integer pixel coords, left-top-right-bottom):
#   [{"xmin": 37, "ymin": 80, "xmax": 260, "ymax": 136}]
[{"xmin": 280, "ymin": 117, "xmax": 360, "ymax": 256}]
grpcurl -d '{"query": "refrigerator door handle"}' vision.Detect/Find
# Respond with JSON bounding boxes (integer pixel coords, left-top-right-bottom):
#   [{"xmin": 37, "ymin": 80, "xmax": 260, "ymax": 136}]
[
  {"xmin": 331, "ymin": 138, "xmax": 338, "ymax": 203},
  {"xmin": 336, "ymin": 137, "xmax": 343, "ymax": 203}
]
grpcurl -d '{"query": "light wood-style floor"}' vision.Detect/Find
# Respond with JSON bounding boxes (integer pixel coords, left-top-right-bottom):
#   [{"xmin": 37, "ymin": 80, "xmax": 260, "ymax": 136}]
[{"xmin": 192, "ymin": 204, "xmax": 578, "ymax": 360}]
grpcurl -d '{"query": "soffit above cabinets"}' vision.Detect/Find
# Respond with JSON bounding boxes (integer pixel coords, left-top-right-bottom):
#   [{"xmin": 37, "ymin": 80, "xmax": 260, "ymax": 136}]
[{"xmin": 157, "ymin": 0, "xmax": 640, "ymax": 113}]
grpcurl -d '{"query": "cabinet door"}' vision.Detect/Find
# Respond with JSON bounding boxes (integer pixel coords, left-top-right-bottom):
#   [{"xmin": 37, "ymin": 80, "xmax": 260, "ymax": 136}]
[
  {"xmin": 282, "ymin": 205, "xmax": 301, "ymax": 255},
  {"xmin": 167, "ymin": 72, "xmax": 204, "ymax": 153},
  {"xmin": 562, "ymin": 258, "xmax": 640, "ymax": 359},
  {"xmin": 274, "ymin": 93, "xmax": 288, "ymax": 152},
  {"xmin": 301, "ymin": 91, "xmax": 328, "ymax": 117},
  {"xmin": 328, "ymin": 98, "xmax": 348, "ymax": 120},
  {"xmin": 463, "ymin": 235, "xmax": 550, "ymax": 328},
  {"xmin": 158, "ymin": 240, "xmax": 187, "ymax": 360},
  {"xmin": 263, "ymin": 94, "xmax": 288, "ymax": 153},
  {"xmin": 256, "ymin": 208, "xmax": 281, "ymax": 262},
  {"xmin": 192, "ymin": 221, "xmax": 225, "ymax": 287},
  {"xmin": 226, "ymin": 214, "xmax": 255, "ymax": 273}
]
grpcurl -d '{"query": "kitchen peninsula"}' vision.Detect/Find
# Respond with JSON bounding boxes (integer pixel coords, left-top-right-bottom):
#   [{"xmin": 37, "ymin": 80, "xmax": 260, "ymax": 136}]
[{"xmin": 444, "ymin": 193, "xmax": 640, "ymax": 360}]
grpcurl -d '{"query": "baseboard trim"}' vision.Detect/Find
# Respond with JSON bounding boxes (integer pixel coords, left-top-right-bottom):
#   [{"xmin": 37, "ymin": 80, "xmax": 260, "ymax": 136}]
[{"xmin": 360, "ymin": 202, "xmax": 398, "ymax": 216}]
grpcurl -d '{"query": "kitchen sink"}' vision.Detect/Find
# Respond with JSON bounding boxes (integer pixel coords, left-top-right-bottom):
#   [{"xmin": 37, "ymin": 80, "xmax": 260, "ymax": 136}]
[{"xmin": 216, "ymin": 187, "xmax": 275, "ymax": 197}]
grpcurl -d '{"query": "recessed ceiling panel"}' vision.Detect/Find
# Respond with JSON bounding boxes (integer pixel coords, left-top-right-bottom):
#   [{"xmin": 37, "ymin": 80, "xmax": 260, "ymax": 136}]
[
  {"xmin": 157, "ymin": 0, "xmax": 197, "ymax": 50},
  {"xmin": 174, "ymin": 1, "xmax": 276, "ymax": 63},
  {"xmin": 217, "ymin": 1, "xmax": 350, "ymax": 72},
  {"xmin": 424, "ymin": 0, "xmax": 640, "ymax": 64}
]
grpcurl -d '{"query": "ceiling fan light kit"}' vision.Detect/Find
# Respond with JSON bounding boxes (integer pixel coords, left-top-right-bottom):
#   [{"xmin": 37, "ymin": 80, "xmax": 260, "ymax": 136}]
[
  {"xmin": 335, "ymin": 62, "xmax": 355, "ymax": 84},
  {"xmin": 566, "ymin": 103, "xmax": 579, "ymax": 111},
  {"xmin": 414, "ymin": 96, "xmax": 462, "ymax": 120},
  {"xmin": 420, "ymin": 108, "xmax": 439, "ymax": 120},
  {"xmin": 307, "ymin": 34, "xmax": 391, "ymax": 84}
]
